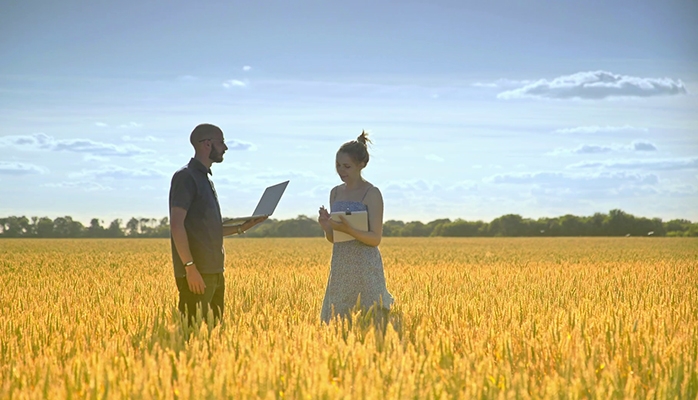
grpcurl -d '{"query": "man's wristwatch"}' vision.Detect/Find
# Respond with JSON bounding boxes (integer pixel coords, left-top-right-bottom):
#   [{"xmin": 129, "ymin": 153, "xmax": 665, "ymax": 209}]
[{"xmin": 184, "ymin": 261, "xmax": 195, "ymax": 267}]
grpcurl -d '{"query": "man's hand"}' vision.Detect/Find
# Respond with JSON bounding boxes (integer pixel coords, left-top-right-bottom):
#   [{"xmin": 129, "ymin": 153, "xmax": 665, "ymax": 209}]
[
  {"xmin": 241, "ymin": 216, "xmax": 268, "ymax": 232},
  {"xmin": 185, "ymin": 264, "xmax": 206, "ymax": 294}
]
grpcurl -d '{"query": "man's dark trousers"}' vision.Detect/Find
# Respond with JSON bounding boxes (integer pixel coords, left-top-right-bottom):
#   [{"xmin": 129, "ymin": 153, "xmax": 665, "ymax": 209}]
[{"xmin": 175, "ymin": 273, "xmax": 225, "ymax": 325}]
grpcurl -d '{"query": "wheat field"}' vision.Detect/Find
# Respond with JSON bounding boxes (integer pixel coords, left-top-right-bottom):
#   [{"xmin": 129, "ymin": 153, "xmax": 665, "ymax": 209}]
[{"xmin": 1, "ymin": 237, "xmax": 697, "ymax": 399}]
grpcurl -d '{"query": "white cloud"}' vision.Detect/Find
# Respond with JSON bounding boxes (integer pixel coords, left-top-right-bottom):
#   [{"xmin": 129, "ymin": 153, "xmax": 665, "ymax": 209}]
[
  {"xmin": 43, "ymin": 181, "xmax": 113, "ymax": 191},
  {"xmin": 243, "ymin": 66, "xmax": 252, "ymax": 72},
  {"xmin": 296, "ymin": 184, "xmax": 335, "ymax": 200},
  {"xmin": 69, "ymin": 165, "xmax": 167, "ymax": 180},
  {"xmin": 0, "ymin": 133, "xmax": 153, "ymax": 157},
  {"xmin": 498, "ymin": 71, "xmax": 688, "ymax": 100},
  {"xmin": 516, "ymin": 174, "xmax": 696, "ymax": 205},
  {"xmin": 486, "ymin": 171, "xmax": 659, "ymax": 187},
  {"xmin": 425, "ymin": 154, "xmax": 445, "ymax": 162},
  {"xmin": 568, "ymin": 157, "xmax": 698, "ymax": 171},
  {"xmin": 222, "ymin": 80, "xmax": 247, "ymax": 88},
  {"xmin": 384, "ymin": 179, "xmax": 442, "ymax": 193},
  {"xmin": 448, "ymin": 180, "xmax": 479, "ymax": 191},
  {"xmin": 550, "ymin": 141, "xmax": 658, "ymax": 155},
  {"xmin": 670, "ymin": 185, "xmax": 698, "ymax": 196},
  {"xmin": 571, "ymin": 145, "xmax": 614, "ymax": 155},
  {"xmin": 95, "ymin": 122, "xmax": 108, "ymax": 128},
  {"xmin": 118, "ymin": 122, "xmax": 143, "ymax": 129},
  {"xmin": 226, "ymin": 139, "xmax": 256, "ymax": 151},
  {"xmin": 0, "ymin": 161, "xmax": 47, "ymax": 175},
  {"xmin": 214, "ymin": 169, "xmax": 322, "ymax": 190},
  {"xmin": 472, "ymin": 82, "xmax": 498, "ymax": 88},
  {"xmin": 360, "ymin": 179, "xmax": 479, "ymax": 197},
  {"xmin": 472, "ymin": 79, "xmax": 532, "ymax": 88},
  {"xmin": 553, "ymin": 125, "xmax": 648, "ymax": 134},
  {"xmin": 122, "ymin": 135, "xmax": 164, "ymax": 142},
  {"xmin": 661, "ymin": 184, "xmax": 698, "ymax": 196},
  {"xmin": 484, "ymin": 170, "xmax": 672, "ymax": 204},
  {"xmin": 83, "ymin": 154, "xmax": 110, "ymax": 162},
  {"xmin": 254, "ymin": 170, "xmax": 320, "ymax": 181}
]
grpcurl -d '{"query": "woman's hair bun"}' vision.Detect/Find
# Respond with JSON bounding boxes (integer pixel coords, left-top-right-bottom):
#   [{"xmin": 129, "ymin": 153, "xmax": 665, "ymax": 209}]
[
  {"xmin": 357, "ymin": 130, "xmax": 372, "ymax": 146},
  {"xmin": 338, "ymin": 130, "xmax": 372, "ymax": 166}
]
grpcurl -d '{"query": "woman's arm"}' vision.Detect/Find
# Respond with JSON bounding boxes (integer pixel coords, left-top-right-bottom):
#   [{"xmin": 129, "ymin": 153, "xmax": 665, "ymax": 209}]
[
  {"xmin": 318, "ymin": 187, "xmax": 337, "ymax": 243},
  {"xmin": 330, "ymin": 187, "xmax": 383, "ymax": 247}
]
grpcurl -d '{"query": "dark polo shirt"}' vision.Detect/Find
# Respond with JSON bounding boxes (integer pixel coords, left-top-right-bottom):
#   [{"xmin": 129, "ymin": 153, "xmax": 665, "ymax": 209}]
[{"xmin": 169, "ymin": 158, "xmax": 224, "ymax": 277}]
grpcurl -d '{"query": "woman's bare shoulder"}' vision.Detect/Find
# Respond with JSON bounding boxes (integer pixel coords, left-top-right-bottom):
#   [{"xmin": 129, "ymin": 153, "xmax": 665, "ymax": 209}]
[
  {"xmin": 364, "ymin": 185, "xmax": 383, "ymax": 202},
  {"xmin": 330, "ymin": 184, "xmax": 345, "ymax": 202},
  {"xmin": 330, "ymin": 184, "xmax": 345, "ymax": 194},
  {"xmin": 365, "ymin": 182, "xmax": 381, "ymax": 193}
]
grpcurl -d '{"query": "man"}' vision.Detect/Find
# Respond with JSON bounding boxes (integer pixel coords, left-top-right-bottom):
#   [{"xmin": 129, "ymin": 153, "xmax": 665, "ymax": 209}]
[{"xmin": 169, "ymin": 123, "xmax": 266, "ymax": 325}]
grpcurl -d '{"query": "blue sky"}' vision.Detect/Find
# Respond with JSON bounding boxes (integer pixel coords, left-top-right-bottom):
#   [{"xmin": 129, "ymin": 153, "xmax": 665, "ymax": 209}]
[{"xmin": 1, "ymin": 0, "xmax": 697, "ymax": 225}]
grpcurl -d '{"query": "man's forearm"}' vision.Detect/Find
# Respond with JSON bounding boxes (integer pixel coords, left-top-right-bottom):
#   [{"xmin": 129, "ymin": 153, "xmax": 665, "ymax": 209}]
[
  {"xmin": 171, "ymin": 223, "xmax": 193, "ymax": 263},
  {"xmin": 223, "ymin": 224, "xmax": 243, "ymax": 236}
]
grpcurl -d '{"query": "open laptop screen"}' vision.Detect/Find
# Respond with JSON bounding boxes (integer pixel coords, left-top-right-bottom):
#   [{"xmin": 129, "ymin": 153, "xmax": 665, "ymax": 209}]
[{"xmin": 222, "ymin": 180, "xmax": 289, "ymax": 226}]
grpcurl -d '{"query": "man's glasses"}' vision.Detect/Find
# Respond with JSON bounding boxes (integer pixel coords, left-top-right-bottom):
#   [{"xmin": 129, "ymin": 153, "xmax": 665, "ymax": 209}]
[{"xmin": 199, "ymin": 138, "xmax": 225, "ymax": 145}]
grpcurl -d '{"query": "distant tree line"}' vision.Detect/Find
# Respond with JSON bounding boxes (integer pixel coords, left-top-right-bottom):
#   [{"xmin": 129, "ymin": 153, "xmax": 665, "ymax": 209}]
[
  {"xmin": 1, "ymin": 209, "xmax": 696, "ymax": 238},
  {"xmin": 0, "ymin": 216, "xmax": 169, "ymax": 238}
]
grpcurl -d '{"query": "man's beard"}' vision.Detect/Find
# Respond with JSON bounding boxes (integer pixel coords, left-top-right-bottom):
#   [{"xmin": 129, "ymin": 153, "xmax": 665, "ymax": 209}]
[{"xmin": 209, "ymin": 147, "xmax": 224, "ymax": 163}]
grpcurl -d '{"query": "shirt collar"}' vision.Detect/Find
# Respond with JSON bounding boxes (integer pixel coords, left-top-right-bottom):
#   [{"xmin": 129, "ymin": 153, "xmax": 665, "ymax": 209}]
[{"xmin": 188, "ymin": 158, "xmax": 212, "ymax": 175}]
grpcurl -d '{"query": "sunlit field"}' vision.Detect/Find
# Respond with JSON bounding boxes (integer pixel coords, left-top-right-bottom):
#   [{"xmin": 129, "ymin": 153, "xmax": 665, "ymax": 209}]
[{"xmin": 1, "ymin": 237, "xmax": 697, "ymax": 399}]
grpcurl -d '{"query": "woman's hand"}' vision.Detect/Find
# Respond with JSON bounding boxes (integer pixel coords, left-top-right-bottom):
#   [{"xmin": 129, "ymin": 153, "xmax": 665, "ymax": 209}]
[
  {"xmin": 318, "ymin": 206, "xmax": 332, "ymax": 231},
  {"xmin": 328, "ymin": 214, "xmax": 351, "ymax": 234}
]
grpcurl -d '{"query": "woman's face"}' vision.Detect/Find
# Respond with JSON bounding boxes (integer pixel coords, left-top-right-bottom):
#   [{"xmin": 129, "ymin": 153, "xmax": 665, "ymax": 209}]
[{"xmin": 336, "ymin": 152, "xmax": 364, "ymax": 182}]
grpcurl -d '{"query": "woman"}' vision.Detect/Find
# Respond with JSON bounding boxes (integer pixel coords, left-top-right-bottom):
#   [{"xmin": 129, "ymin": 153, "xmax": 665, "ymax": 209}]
[{"xmin": 318, "ymin": 131, "xmax": 394, "ymax": 325}]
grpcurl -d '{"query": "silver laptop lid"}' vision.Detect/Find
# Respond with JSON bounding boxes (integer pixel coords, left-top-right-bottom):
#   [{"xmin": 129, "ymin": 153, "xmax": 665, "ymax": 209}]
[{"xmin": 252, "ymin": 180, "xmax": 289, "ymax": 217}]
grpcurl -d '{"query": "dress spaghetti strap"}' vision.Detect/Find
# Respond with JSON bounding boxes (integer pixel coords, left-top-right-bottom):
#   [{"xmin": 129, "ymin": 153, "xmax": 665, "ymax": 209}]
[
  {"xmin": 360, "ymin": 184, "xmax": 373, "ymax": 202},
  {"xmin": 330, "ymin": 186, "xmax": 338, "ymax": 204}
]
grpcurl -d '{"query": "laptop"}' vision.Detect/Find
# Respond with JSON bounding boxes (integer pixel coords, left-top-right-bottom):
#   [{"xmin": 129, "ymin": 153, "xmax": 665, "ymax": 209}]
[{"xmin": 222, "ymin": 180, "xmax": 289, "ymax": 226}]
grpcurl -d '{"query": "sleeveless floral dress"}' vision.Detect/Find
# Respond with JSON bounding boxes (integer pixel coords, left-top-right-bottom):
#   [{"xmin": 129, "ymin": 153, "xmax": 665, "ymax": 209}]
[{"xmin": 320, "ymin": 200, "xmax": 394, "ymax": 323}]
